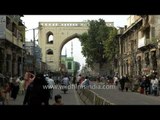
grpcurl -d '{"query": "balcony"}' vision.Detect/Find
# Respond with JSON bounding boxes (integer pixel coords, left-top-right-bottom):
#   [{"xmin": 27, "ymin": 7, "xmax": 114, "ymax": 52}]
[
  {"xmin": 138, "ymin": 37, "xmax": 156, "ymax": 51},
  {"xmin": 5, "ymin": 29, "xmax": 12, "ymax": 42}
]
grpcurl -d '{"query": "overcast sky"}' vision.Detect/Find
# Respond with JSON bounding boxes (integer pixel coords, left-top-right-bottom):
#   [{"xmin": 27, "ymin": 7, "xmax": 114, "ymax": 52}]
[{"xmin": 21, "ymin": 15, "xmax": 129, "ymax": 69}]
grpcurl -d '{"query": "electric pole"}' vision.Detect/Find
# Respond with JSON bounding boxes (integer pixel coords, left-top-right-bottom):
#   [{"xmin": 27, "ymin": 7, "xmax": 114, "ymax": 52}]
[{"xmin": 33, "ymin": 29, "xmax": 36, "ymax": 74}]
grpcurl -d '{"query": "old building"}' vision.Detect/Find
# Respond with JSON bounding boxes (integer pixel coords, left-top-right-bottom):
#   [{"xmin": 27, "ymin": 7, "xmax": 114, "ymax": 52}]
[
  {"xmin": 38, "ymin": 21, "xmax": 114, "ymax": 72},
  {"xmin": 24, "ymin": 41, "xmax": 44, "ymax": 73},
  {"xmin": 118, "ymin": 15, "xmax": 142, "ymax": 78},
  {"xmin": 0, "ymin": 15, "xmax": 25, "ymax": 77},
  {"xmin": 118, "ymin": 15, "xmax": 160, "ymax": 78},
  {"xmin": 60, "ymin": 55, "xmax": 80, "ymax": 77}
]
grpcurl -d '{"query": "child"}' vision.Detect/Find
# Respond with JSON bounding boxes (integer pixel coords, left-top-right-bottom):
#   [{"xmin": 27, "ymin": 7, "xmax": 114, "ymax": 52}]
[{"xmin": 53, "ymin": 94, "xmax": 63, "ymax": 105}]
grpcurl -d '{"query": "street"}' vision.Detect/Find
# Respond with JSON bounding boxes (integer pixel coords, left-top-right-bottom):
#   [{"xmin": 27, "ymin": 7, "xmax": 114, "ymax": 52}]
[
  {"xmin": 91, "ymin": 82, "xmax": 160, "ymax": 105},
  {"xmin": 7, "ymin": 85, "xmax": 84, "ymax": 105},
  {"xmin": 5, "ymin": 82, "xmax": 160, "ymax": 105}
]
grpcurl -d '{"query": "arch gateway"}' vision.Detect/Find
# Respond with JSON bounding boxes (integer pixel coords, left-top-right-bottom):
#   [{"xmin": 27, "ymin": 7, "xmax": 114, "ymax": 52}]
[{"xmin": 38, "ymin": 22, "xmax": 114, "ymax": 72}]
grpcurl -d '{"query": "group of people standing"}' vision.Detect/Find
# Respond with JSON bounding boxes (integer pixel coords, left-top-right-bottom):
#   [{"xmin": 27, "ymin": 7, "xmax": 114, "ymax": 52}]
[
  {"xmin": 0, "ymin": 76, "xmax": 24, "ymax": 105},
  {"xmin": 76, "ymin": 74, "xmax": 90, "ymax": 89},
  {"xmin": 138, "ymin": 74, "xmax": 159, "ymax": 96},
  {"xmin": 0, "ymin": 71, "xmax": 64, "ymax": 105}
]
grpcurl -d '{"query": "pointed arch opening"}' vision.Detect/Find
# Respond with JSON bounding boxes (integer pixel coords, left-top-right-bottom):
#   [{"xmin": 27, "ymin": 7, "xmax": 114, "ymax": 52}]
[{"xmin": 46, "ymin": 31, "xmax": 54, "ymax": 44}]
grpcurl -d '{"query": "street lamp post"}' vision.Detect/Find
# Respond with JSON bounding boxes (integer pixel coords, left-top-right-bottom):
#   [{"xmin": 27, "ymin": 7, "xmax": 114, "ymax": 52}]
[
  {"xmin": 33, "ymin": 28, "xmax": 36, "ymax": 74},
  {"xmin": 21, "ymin": 44, "xmax": 23, "ymax": 77},
  {"xmin": 26, "ymin": 27, "xmax": 41, "ymax": 74}
]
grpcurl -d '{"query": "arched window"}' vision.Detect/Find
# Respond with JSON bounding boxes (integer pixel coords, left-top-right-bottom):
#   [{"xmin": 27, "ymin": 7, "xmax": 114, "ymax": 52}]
[
  {"xmin": 46, "ymin": 31, "xmax": 54, "ymax": 44},
  {"xmin": 46, "ymin": 49, "xmax": 53, "ymax": 55}
]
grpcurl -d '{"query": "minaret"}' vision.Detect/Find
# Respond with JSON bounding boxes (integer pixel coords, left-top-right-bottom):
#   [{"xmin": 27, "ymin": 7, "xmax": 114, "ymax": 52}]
[
  {"xmin": 65, "ymin": 47, "xmax": 67, "ymax": 57},
  {"xmin": 71, "ymin": 41, "xmax": 73, "ymax": 57}
]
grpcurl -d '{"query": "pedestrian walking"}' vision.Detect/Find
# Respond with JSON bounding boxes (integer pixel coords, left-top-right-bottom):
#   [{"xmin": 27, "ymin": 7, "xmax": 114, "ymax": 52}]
[
  {"xmin": 124, "ymin": 76, "xmax": 130, "ymax": 92},
  {"xmin": 113, "ymin": 76, "xmax": 119, "ymax": 86},
  {"xmin": 139, "ymin": 76, "xmax": 145, "ymax": 94},
  {"xmin": 81, "ymin": 76, "xmax": 90, "ymax": 89},
  {"xmin": 151, "ymin": 76, "xmax": 159, "ymax": 96},
  {"xmin": 10, "ymin": 77, "xmax": 20, "ymax": 100},
  {"xmin": 61, "ymin": 75, "xmax": 70, "ymax": 94},
  {"xmin": 27, "ymin": 73, "xmax": 50, "ymax": 105},
  {"xmin": 45, "ymin": 75, "xmax": 55, "ymax": 99},
  {"xmin": 119, "ymin": 76, "xmax": 125, "ymax": 91},
  {"xmin": 76, "ymin": 74, "xmax": 81, "ymax": 88},
  {"xmin": 19, "ymin": 78, "xmax": 25, "ymax": 95},
  {"xmin": 2, "ymin": 83, "xmax": 11, "ymax": 104},
  {"xmin": 144, "ymin": 75, "xmax": 150, "ymax": 95}
]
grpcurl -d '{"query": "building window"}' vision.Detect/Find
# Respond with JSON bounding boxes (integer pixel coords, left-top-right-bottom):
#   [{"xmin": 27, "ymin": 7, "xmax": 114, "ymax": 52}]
[
  {"xmin": 151, "ymin": 51, "xmax": 157, "ymax": 70},
  {"xmin": 126, "ymin": 60, "xmax": 128, "ymax": 75},
  {"xmin": 6, "ymin": 17, "xmax": 12, "ymax": 31},
  {"xmin": 46, "ymin": 31, "xmax": 54, "ymax": 44},
  {"xmin": 17, "ymin": 31, "xmax": 23, "ymax": 42},
  {"xmin": 137, "ymin": 56, "xmax": 142, "ymax": 75},
  {"xmin": 144, "ymin": 27, "xmax": 150, "ymax": 39},
  {"xmin": 12, "ymin": 22, "xmax": 17, "ymax": 37},
  {"xmin": 151, "ymin": 27, "xmax": 155, "ymax": 38},
  {"xmin": 145, "ymin": 52, "xmax": 150, "ymax": 66},
  {"xmin": 46, "ymin": 49, "xmax": 53, "ymax": 55},
  {"xmin": 67, "ymin": 62, "xmax": 72, "ymax": 69}
]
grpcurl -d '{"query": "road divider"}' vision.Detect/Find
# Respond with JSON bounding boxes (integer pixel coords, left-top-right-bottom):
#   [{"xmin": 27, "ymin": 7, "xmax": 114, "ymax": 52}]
[{"xmin": 77, "ymin": 88, "xmax": 114, "ymax": 105}]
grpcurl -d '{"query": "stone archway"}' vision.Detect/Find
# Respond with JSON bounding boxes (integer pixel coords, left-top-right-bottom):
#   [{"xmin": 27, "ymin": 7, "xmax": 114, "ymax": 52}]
[
  {"xmin": 59, "ymin": 33, "xmax": 80, "ymax": 64},
  {"xmin": 38, "ymin": 22, "xmax": 88, "ymax": 72},
  {"xmin": 38, "ymin": 21, "xmax": 113, "ymax": 72}
]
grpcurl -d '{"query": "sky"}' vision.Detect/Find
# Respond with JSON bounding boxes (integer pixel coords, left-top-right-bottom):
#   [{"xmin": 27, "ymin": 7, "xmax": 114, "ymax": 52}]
[{"xmin": 21, "ymin": 15, "xmax": 129, "ymax": 69}]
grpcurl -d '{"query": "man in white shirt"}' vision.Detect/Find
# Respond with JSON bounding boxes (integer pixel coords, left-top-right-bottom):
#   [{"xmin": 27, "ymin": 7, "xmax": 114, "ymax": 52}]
[
  {"xmin": 81, "ymin": 76, "xmax": 90, "ymax": 89},
  {"xmin": 76, "ymin": 75, "xmax": 81, "ymax": 85},
  {"xmin": 46, "ymin": 76, "xmax": 55, "ymax": 99},
  {"xmin": 151, "ymin": 77, "xmax": 159, "ymax": 96},
  {"xmin": 61, "ymin": 75, "xmax": 70, "ymax": 93},
  {"xmin": 113, "ymin": 76, "xmax": 119, "ymax": 86}
]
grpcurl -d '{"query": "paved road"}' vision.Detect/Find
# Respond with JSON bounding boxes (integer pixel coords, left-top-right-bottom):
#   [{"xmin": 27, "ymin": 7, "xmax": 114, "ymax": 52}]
[
  {"xmin": 7, "ymin": 84, "xmax": 83, "ymax": 105},
  {"xmin": 51, "ymin": 85, "xmax": 84, "ymax": 105},
  {"xmin": 91, "ymin": 82, "xmax": 160, "ymax": 105}
]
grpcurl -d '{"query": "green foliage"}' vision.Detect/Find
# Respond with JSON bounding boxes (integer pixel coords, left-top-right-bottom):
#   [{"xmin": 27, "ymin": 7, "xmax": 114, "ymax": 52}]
[
  {"xmin": 80, "ymin": 19, "xmax": 118, "ymax": 67},
  {"xmin": 103, "ymin": 27, "xmax": 118, "ymax": 61}
]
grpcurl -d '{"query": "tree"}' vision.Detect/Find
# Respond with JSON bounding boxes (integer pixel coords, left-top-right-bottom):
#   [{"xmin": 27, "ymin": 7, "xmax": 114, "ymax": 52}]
[
  {"xmin": 80, "ymin": 19, "xmax": 117, "ymax": 69},
  {"xmin": 103, "ymin": 27, "xmax": 118, "ymax": 61},
  {"xmin": 80, "ymin": 19, "xmax": 106, "ymax": 67}
]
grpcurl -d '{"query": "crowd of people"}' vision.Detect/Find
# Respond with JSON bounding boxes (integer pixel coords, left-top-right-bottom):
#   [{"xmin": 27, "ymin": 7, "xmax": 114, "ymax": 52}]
[
  {"xmin": 0, "ymin": 71, "xmax": 64, "ymax": 105},
  {"xmin": 1, "ymin": 70, "xmax": 159, "ymax": 105},
  {"xmin": 95, "ymin": 72, "xmax": 160, "ymax": 96},
  {"xmin": 0, "ymin": 76, "xmax": 23, "ymax": 105},
  {"xmin": 137, "ymin": 73, "xmax": 159, "ymax": 96}
]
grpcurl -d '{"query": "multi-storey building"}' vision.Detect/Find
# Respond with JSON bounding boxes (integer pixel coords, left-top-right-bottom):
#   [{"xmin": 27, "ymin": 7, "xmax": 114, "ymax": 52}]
[
  {"xmin": 0, "ymin": 15, "xmax": 25, "ymax": 77},
  {"xmin": 118, "ymin": 15, "xmax": 160, "ymax": 78},
  {"xmin": 60, "ymin": 55, "xmax": 80, "ymax": 76},
  {"xmin": 24, "ymin": 41, "xmax": 43, "ymax": 73}
]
